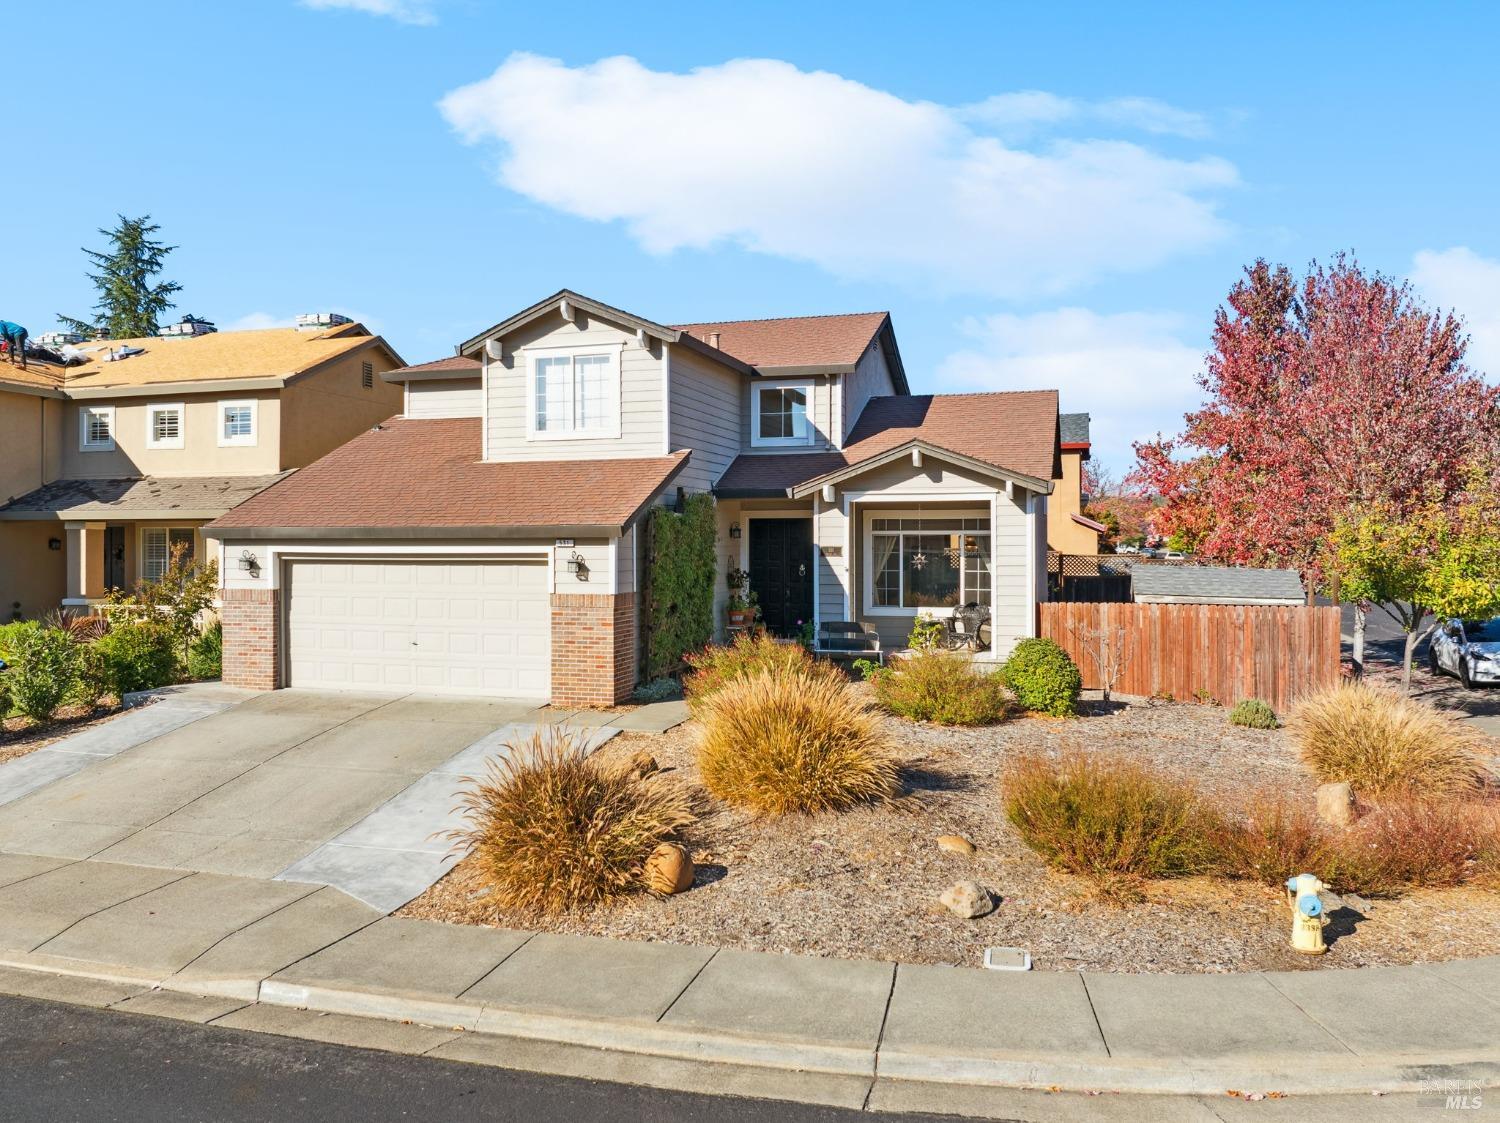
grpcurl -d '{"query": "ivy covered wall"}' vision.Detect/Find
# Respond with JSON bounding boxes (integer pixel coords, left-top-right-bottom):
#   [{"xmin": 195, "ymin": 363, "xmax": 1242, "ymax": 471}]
[{"xmin": 643, "ymin": 493, "xmax": 717, "ymax": 679}]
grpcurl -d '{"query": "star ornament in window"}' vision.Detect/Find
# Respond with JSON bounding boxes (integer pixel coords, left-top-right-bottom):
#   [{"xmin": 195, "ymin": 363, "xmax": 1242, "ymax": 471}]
[{"xmin": 910, "ymin": 551, "xmax": 928, "ymax": 570}]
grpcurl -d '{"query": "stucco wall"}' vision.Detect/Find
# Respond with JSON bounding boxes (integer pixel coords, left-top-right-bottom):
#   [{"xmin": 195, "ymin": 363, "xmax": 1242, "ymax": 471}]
[
  {"xmin": 0, "ymin": 389, "xmax": 60, "ymax": 503},
  {"xmin": 60, "ymin": 391, "xmax": 283, "ymax": 479},
  {"xmin": 1046, "ymin": 450, "xmax": 1099, "ymax": 554},
  {"xmin": 0, "ymin": 522, "xmax": 66, "ymax": 620},
  {"xmin": 279, "ymin": 345, "xmax": 403, "ymax": 470}
]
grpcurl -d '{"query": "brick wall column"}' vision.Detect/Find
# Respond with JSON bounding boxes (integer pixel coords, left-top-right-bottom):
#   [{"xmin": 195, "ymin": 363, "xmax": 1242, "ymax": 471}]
[
  {"xmin": 221, "ymin": 586, "xmax": 281, "ymax": 691},
  {"xmin": 551, "ymin": 592, "xmax": 637, "ymax": 708}
]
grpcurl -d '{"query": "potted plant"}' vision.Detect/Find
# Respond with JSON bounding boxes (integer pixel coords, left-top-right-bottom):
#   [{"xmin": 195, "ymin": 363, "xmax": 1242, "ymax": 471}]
[{"xmin": 725, "ymin": 567, "xmax": 755, "ymax": 629}]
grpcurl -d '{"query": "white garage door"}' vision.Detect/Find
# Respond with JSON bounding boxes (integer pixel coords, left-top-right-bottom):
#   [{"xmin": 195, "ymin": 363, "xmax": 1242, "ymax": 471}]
[{"xmin": 284, "ymin": 559, "xmax": 551, "ymax": 698}]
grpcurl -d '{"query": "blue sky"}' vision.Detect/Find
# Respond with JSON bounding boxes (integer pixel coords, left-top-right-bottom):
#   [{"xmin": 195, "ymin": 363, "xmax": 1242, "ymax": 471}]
[{"xmin": 4, "ymin": 0, "xmax": 1497, "ymax": 470}]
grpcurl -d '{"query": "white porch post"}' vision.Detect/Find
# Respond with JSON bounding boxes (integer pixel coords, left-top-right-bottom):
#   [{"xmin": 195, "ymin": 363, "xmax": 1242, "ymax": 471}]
[
  {"xmin": 1024, "ymin": 491, "xmax": 1039, "ymax": 637},
  {"xmin": 990, "ymin": 491, "xmax": 1003, "ymax": 655}
]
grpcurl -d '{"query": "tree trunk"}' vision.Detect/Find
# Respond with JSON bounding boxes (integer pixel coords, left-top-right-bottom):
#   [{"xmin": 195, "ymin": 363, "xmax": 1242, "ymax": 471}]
[
  {"xmin": 1403, "ymin": 629, "xmax": 1418, "ymax": 693},
  {"xmin": 1352, "ymin": 605, "xmax": 1366, "ymax": 679}
]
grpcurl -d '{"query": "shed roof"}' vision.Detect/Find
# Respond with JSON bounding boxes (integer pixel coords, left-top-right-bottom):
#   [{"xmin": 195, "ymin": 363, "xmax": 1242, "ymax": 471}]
[
  {"xmin": 1130, "ymin": 564, "xmax": 1306, "ymax": 606},
  {"xmin": 203, "ymin": 417, "xmax": 689, "ymax": 539}
]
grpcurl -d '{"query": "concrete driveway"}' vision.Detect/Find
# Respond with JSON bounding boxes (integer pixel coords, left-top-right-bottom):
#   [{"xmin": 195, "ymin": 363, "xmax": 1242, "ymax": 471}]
[{"xmin": 0, "ymin": 690, "xmax": 614, "ymax": 911}]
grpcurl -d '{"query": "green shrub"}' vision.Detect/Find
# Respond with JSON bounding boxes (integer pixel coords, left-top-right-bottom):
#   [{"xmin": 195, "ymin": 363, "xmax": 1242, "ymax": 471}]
[
  {"xmin": 1003, "ymin": 751, "xmax": 1222, "ymax": 892},
  {"xmin": 7, "ymin": 627, "xmax": 82, "ymax": 723},
  {"xmin": 632, "ymin": 676, "xmax": 679, "ymax": 703},
  {"xmin": 871, "ymin": 650, "xmax": 1010, "ymax": 725},
  {"xmin": 187, "ymin": 621, "xmax": 223, "ymax": 680},
  {"xmin": 643, "ymin": 494, "xmax": 717, "ymax": 679},
  {"xmin": 683, "ymin": 631, "xmax": 841, "ymax": 714},
  {"xmin": 696, "ymin": 668, "xmax": 899, "ymax": 815},
  {"xmin": 999, "ymin": 638, "xmax": 1081, "ymax": 717},
  {"xmin": 1289, "ymin": 683, "xmax": 1487, "ymax": 797},
  {"xmin": 93, "ymin": 618, "xmax": 181, "ymax": 698},
  {"xmin": 0, "ymin": 620, "xmax": 40, "ymax": 666},
  {"xmin": 1229, "ymin": 698, "xmax": 1278, "ymax": 729}
]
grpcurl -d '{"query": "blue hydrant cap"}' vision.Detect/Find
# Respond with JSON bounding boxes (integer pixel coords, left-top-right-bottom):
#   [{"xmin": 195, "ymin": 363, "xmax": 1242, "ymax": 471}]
[{"xmin": 1297, "ymin": 894, "xmax": 1322, "ymax": 917}]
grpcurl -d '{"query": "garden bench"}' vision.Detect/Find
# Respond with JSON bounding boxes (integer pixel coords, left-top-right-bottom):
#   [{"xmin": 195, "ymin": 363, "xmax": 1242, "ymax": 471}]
[{"xmin": 814, "ymin": 621, "xmax": 883, "ymax": 665}]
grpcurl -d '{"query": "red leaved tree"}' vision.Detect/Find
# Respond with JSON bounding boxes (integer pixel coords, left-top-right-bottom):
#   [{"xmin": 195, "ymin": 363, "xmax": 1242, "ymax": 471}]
[{"xmin": 1133, "ymin": 255, "xmax": 1500, "ymax": 670}]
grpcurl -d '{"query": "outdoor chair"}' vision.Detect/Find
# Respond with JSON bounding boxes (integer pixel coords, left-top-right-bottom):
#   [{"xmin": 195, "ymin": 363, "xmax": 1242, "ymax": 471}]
[
  {"xmin": 942, "ymin": 602, "xmax": 992, "ymax": 652},
  {"xmin": 814, "ymin": 620, "xmax": 884, "ymax": 664}
]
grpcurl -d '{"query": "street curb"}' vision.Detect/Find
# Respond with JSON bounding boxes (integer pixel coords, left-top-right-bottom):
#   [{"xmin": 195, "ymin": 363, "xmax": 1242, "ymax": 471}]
[{"xmin": 1, "ymin": 955, "xmax": 1496, "ymax": 1098}]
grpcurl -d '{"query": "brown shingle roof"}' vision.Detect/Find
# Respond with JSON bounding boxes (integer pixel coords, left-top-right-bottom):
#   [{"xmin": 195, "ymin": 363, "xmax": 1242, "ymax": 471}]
[
  {"xmin": 714, "ymin": 390, "xmax": 1060, "ymax": 496},
  {"xmin": 204, "ymin": 418, "xmax": 689, "ymax": 537},
  {"xmin": 673, "ymin": 312, "xmax": 889, "ymax": 371},
  {"xmin": 389, "ymin": 355, "xmax": 481, "ymax": 375},
  {"xmin": 0, "ymin": 474, "xmax": 290, "ymax": 520}
]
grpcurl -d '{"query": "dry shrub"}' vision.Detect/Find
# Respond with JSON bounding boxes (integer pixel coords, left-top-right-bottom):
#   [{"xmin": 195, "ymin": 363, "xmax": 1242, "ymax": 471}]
[
  {"xmin": 696, "ymin": 668, "xmax": 899, "ymax": 815},
  {"xmin": 683, "ymin": 631, "xmax": 841, "ymax": 714},
  {"xmin": 1002, "ymin": 751, "xmax": 1222, "ymax": 891},
  {"xmin": 1213, "ymin": 793, "xmax": 1332, "ymax": 885},
  {"xmin": 1326, "ymin": 797, "xmax": 1500, "ymax": 894},
  {"xmin": 872, "ymin": 650, "xmax": 1011, "ymax": 726},
  {"xmin": 451, "ymin": 729, "xmax": 695, "ymax": 913},
  {"xmin": 1288, "ymin": 683, "xmax": 1489, "ymax": 798}
]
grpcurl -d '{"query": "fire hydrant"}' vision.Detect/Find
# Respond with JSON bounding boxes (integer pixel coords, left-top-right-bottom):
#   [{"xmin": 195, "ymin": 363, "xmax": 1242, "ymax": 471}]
[{"xmin": 1285, "ymin": 873, "xmax": 1328, "ymax": 955}]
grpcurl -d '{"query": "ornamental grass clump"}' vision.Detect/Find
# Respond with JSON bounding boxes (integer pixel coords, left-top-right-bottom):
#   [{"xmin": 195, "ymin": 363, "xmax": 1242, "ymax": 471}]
[
  {"xmin": 871, "ymin": 650, "xmax": 1011, "ymax": 725},
  {"xmin": 1289, "ymin": 683, "xmax": 1489, "ymax": 797},
  {"xmin": 1002, "ymin": 751, "xmax": 1222, "ymax": 892},
  {"xmin": 696, "ymin": 668, "xmax": 899, "ymax": 815},
  {"xmin": 998, "ymin": 638, "xmax": 1082, "ymax": 717},
  {"xmin": 451, "ymin": 730, "xmax": 695, "ymax": 914},
  {"xmin": 683, "ymin": 631, "xmax": 841, "ymax": 714}
]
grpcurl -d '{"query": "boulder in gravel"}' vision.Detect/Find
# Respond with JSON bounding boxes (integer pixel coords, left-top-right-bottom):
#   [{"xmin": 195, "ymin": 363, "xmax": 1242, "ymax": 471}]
[
  {"xmin": 644, "ymin": 843, "xmax": 694, "ymax": 895},
  {"xmin": 1316, "ymin": 782, "xmax": 1355, "ymax": 828},
  {"xmin": 936, "ymin": 834, "xmax": 977, "ymax": 856},
  {"xmin": 630, "ymin": 750, "xmax": 660, "ymax": 778},
  {"xmin": 940, "ymin": 881, "xmax": 994, "ymax": 919}
]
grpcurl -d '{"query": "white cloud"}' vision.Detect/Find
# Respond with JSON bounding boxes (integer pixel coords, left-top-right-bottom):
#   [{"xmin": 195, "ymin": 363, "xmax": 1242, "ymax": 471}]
[
  {"xmin": 1410, "ymin": 246, "xmax": 1500, "ymax": 380},
  {"xmin": 936, "ymin": 308, "xmax": 1205, "ymax": 470},
  {"xmin": 962, "ymin": 91, "xmax": 1211, "ymax": 139},
  {"xmin": 439, "ymin": 55, "xmax": 1236, "ymax": 297},
  {"xmin": 300, "ymin": 0, "xmax": 437, "ymax": 25}
]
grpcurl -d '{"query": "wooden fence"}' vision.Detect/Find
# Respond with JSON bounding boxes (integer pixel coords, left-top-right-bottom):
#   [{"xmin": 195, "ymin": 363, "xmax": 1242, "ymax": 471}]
[{"xmin": 1038, "ymin": 602, "xmax": 1342, "ymax": 713}]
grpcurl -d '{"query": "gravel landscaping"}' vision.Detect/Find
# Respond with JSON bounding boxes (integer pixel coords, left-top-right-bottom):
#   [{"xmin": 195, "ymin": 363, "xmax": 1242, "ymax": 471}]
[{"xmin": 402, "ymin": 693, "xmax": 1500, "ymax": 973}]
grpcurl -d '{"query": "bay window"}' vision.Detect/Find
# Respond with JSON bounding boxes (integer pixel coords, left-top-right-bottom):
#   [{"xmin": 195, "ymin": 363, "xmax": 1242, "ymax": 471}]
[
  {"xmin": 870, "ymin": 517, "xmax": 991, "ymax": 611},
  {"xmin": 527, "ymin": 349, "xmax": 619, "ymax": 439}
]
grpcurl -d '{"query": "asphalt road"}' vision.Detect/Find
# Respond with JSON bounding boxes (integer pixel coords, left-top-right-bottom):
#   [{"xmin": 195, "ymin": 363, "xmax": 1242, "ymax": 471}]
[{"xmin": 0, "ymin": 995, "xmax": 959, "ymax": 1123}]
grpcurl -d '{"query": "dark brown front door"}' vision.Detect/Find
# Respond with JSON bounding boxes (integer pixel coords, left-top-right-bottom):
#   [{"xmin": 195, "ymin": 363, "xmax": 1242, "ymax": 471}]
[
  {"xmin": 748, "ymin": 518, "xmax": 814, "ymax": 638},
  {"xmin": 103, "ymin": 526, "xmax": 126, "ymax": 592}
]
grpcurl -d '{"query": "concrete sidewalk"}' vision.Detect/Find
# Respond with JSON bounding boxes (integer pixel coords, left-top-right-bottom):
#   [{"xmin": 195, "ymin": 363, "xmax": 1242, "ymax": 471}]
[{"xmin": 0, "ymin": 855, "xmax": 1493, "ymax": 1111}]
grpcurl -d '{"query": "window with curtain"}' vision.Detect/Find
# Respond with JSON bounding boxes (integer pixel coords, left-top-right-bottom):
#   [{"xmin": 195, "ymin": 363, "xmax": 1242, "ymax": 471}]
[
  {"xmin": 142, "ymin": 528, "xmax": 196, "ymax": 581},
  {"xmin": 870, "ymin": 517, "xmax": 991, "ymax": 610},
  {"xmin": 531, "ymin": 352, "xmax": 614, "ymax": 436}
]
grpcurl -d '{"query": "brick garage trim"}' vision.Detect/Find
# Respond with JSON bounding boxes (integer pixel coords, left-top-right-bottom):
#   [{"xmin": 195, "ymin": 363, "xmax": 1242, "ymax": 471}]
[
  {"xmin": 221, "ymin": 586, "xmax": 281, "ymax": 690},
  {"xmin": 551, "ymin": 592, "xmax": 637, "ymax": 708}
]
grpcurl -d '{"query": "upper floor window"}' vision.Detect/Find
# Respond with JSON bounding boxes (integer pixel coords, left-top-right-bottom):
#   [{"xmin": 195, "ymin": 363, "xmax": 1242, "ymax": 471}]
[
  {"xmin": 753, "ymin": 382, "xmax": 814, "ymax": 447},
  {"xmin": 146, "ymin": 403, "xmax": 184, "ymax": 450},
  {"xmin": 218, "ymin": 400, "xmax": 257, "ymax": 447},
  {"xmin": 80, "ymin": 406, "xmax": 116, "ymax": 452},
  {"xmin": 526, "ymin": 348, "xmax": 619, "ymax": 440}
]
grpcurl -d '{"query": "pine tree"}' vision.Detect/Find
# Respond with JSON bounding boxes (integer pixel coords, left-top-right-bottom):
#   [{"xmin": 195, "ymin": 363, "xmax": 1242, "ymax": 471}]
[{"xmin": 58, "ymin": 215, "xmax": 184, "ymax": 339}]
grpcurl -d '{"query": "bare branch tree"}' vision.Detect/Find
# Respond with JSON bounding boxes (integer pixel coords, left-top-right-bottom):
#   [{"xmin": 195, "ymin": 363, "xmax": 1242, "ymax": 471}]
[{"xmin": 1066, "ymin": 618, "xmax": 1134, "ymax": 702}]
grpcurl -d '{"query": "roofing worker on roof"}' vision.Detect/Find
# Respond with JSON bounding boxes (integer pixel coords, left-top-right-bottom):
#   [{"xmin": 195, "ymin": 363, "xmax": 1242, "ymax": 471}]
[{"xmin": 0, "ymin": 321, "xmax": 28, "ymax": 370}]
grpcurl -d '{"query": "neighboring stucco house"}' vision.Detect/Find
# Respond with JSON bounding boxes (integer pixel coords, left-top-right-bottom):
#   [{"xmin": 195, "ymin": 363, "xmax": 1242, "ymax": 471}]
[
  {"xmin": 0, "ymin": 317, "xmax": 403, "ymax": 617},
  {"xmin": 205, "ymin": 290, "xmax": 1060, "ymax": 706},
  {"xmin": 1045, "ymin": 411, "xmax": 1104, "ymax": 555}
]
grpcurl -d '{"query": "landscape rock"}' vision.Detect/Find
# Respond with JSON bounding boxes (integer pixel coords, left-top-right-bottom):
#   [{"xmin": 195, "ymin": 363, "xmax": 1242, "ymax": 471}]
[
  {"xmin": 644, "ymin": 843, "xmax": 694, "ymax": 895},
  {"xmin": 1316, "ymin": 782, "xmax": 1355, "ymax": 828},
  {"xmin": 630, "ymin": 750, "xmax": 660, "ymax": 778},
  {"xmin": 936, "ymin": 834, "xmax": 977, "ymax": 856},
  {"xmin": 940, "ymin": 880, "xmax": 994, "ymax": 919}
]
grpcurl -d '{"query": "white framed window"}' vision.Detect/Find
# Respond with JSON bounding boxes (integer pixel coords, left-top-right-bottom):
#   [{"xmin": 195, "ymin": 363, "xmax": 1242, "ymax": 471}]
[
  {"xmin": 218, "ymin": 399, "xmax": 257, "ymax": 447},
  {"xmin": 145, "ymin": 403, "xmax": 185, "ymax": 450},
  {"xmin": 141, "ymin": 527, "xmax": 196, "ymax": 582},
  {"xmin": 752, "ymin": 381, "xmax": 814, "ymax": 447},
  {"xmin": 79, "ymin": 405, "xmax": 116, "ymax": 452},
  {"xmin": 524, "ymin": 347, "xmax": 621, "ymax": 440},
  {"xmin": 868, "ymin": 516, "xmax": 992, "ymax": 614}
]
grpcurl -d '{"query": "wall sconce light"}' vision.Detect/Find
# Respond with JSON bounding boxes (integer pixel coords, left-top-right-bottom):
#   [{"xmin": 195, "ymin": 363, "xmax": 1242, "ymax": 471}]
[
  {"xmin": 566, "ymin": 551, "xmax": 589, "ymax": 581},
  {"xmin": 728, "ymin": 522, "xmax": 742, "ymax": 540},
  {"xmin": 47, "ymin": 537, "xmax": 62, "ymax": 551},
  {"xmin": 237, "ymin": 549, "xmax": 262, "ymax": 578}
]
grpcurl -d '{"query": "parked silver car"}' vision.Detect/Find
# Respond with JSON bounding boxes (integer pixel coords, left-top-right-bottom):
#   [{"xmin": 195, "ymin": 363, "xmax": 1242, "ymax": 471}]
[{"xmin": 1429, "ymin": 617, "xmax": 1500, "ymax": 689}]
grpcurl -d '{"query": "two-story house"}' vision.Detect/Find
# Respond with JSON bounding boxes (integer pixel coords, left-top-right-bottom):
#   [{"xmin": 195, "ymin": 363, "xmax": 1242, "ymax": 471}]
[
  {"xmin": 0, "ymin": 317, "xmax": 404, "ymax": 617},
  {"xmin": 204, "ymin": 291, "xmax": 1060, "ymax": 707},
  {"xmin": 1045, "ymin": 412, "xmax": 1105, "ymax": 555}
]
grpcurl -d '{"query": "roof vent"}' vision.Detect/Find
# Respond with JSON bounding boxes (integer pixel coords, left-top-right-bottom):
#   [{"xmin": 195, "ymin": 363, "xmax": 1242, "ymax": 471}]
[
  {"xmin": 296, "ymin": 312, "xmax": 352, "ymax": 332},
  {"xmin": 158, "ymin": 314, "xmax": 217, "ymax": 338}
]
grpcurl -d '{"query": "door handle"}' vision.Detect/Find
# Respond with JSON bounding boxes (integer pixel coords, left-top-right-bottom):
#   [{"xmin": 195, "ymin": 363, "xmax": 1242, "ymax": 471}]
[{"xmin": 798, "ymin": 563, "xmax": 807, "ymax": 576}]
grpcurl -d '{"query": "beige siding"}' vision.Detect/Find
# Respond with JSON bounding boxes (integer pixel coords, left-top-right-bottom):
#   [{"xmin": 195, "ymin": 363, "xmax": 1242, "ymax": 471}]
[
  {"xmin": 405, "ymin": 377, "xmax": 482, "ymax": 420},
  {"xmin": 667, "ymin": 345, "xmax": 742, "ymax": 492},
  {"xmin": 484, "ymin": 310, "xmax": 663, "ymax": 462},
  {"xmin": 740, "ymin": 375, "xmax": 838, "ymax": 451},
  {"xmin": 842, "ymin": 339, "xmax": 897, "ymax": 443},
  {"xmin": 61, "ymin": 391, "xmax": 283, "ymax": 479},
  {"xmin": 278, "ymin": 346, "xmax": 404, "ymax": 470},
  {"xmin": 815, "ymin": 496, "xmax": 849, "ymax": 624}
]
